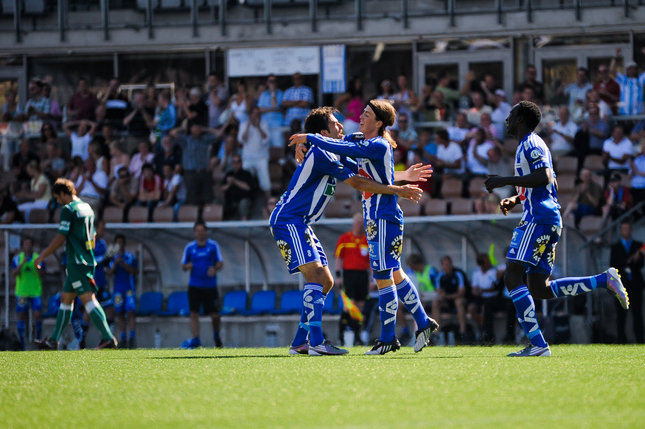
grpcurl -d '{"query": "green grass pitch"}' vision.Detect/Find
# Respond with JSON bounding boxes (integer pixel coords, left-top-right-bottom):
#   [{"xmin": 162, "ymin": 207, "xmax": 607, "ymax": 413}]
[{"xmin": 2, "ymin": 345, "xmax": 644, "ymax": 428}]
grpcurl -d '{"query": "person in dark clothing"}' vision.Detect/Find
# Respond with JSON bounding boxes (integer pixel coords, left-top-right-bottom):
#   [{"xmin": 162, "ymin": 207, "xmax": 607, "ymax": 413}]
[
  {"xmin": 221, "ymin": 154, "xmax": 255, "ymax": 220},
  {"xmin": 609, "ymin": 221, "xmax": 644, "ymax": 343}
]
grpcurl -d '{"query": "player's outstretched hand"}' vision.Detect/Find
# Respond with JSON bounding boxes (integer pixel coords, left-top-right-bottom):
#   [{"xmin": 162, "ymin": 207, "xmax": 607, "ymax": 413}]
[
  {"xmin": 33, "ymin": 256, "xmax": 43, "ymax": 270},
  {"xmin": 485, "ymin": 174, "xmax": 506, "ymax": 193},
  {"xmin": 499, "ymin": 197, "xmax": 517, "ymax": 216},
  {"xmin": 402, "ymin": 163, "xmax": 433, "ymax": 182},
  {"xmin": 288, "ymin": 133, "xmax": 308, "ymax": 147},
  {"xmin": 396, "ymin": 184, "xmax": 423, "ymax": 203},
  {"xmin": 295, "ymin": 143, "xmax": 308, "ymax": 164}
]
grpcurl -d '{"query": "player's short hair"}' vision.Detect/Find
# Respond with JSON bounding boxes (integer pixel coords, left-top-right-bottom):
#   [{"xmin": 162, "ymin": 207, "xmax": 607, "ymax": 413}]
[
  {"xmin": 194, "ymin": 219, "xmax": 207, "ymax": 230},
  {"xmin": 435, "ymin": 128, "xmax": 449, "ymax": 142},
  {"xmin": 304, "ymin": 106, "xmax": 338, "ymax": 134},
  {"xmin": 52, "ymin": 178, "xmax": 77, "ymax": 196},
  {"xmin": 516, "ymin": 100, "xmax": 542, "ymax": 131}
]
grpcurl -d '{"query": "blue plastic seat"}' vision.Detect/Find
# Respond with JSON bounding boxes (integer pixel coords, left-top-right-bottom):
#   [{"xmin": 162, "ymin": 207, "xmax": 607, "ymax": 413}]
[
  {"xmin": 158, "ymin": 291, "xmax": 189, "ymax": 316},
  {"xmin": 323, "ymin": 292, "xmax": 338, "ymax": 314},
  {"xmin": 273, "ymin": 290, "xmax": 303, "ymax": 314},
  {"xmin": 220, "ymin": 290, "xmax": 248, "ymax": 315},
  {"xmin": 137, "ymin": 291, "xmax": 163, "ymax": 316},
  {"xmin": 242, "ymin": 290, "xmax": 276, "ymax": 315}
]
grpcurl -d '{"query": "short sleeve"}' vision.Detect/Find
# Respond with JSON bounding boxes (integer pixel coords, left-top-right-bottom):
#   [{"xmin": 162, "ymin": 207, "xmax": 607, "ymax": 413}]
[
  {"xmin": 58, "ymin": 206, "xmax": 73, "ymax": 236},
  {"xmin": 523, "ymin": 144, "xmax": 549, "ymax": 171},
  {"xmin": 11, "ymin": 255, "xmax": 19, "ymax": 269},
  {"xmin": 212, "ymin": 242, "xmax": 223, "ymax": 263}
]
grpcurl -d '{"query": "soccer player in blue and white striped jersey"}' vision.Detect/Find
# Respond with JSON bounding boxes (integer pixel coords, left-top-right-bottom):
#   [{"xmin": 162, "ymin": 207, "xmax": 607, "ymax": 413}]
[
  {"xmin": 272, "ymin": 106, "xmax": 424, "ymax": 356},
  {"xmin": 485, "ymin": 101, "xmax": 629, "ymax": 357},
  {"xmin": 289, "ymin": 100, "xmax": 440, "ymax": 355}
]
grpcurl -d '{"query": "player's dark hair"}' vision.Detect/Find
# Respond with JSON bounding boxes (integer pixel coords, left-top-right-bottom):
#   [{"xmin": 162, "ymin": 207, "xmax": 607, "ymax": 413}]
[
  {"xmin": 304, "ymin": 106, "xmax": 338, "ymax": 134},
  {"xmin": 516, "ymin": 100, "xmax": 542, "ymax": 131},
  {"xmin": 52, "ymin": 178, "xmax": 76, "ymax": 196},
  {"xmin": 440, "ymin": 255, "xmax": 452, "ymax": 264},
  {"xmin": 21, "ymin": 236, "xmax": 33, "ymax": 246},
  {"xmin": 368, "ymin": 99, "xmax": 397, "ymax": 148},
  {"xmin": 436, "ymin": 128, "xmax": 449, "ymax": 142},
  {"xmin": 194, "ymin": 220, "xmax": 207, "ymax": 230}
]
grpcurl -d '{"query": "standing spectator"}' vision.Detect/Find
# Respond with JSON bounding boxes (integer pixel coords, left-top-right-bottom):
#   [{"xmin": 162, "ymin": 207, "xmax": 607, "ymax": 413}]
[
  {"xmin": 334, "ymin": 213, "xmax": 371, "ymax": 346},
  {"xmin": 206, "ymin": 73, "xmax": 229, "ymax": 128},
  {"xmin": 0, "ymin": 184, "xmax": 24, "ymax": 224},
  {"xmin": 603, "ymin": 125, "xmax": 633, "ymax": 174},
  {"xmin": 67, "ymin": 78, "xmax": 97, "ymax": 121},
  {"xmin": 123, "ymin": 92, "xmax": 154, "ymax": 153},
  {"xmin": 593, "ymin": 63, "xmax": 620, "ymax": 115},
  {"xmin": 392, "ymin": 74, "xmax": 418, "ymax": 126},
  {"xmin": 563, "ymin": 168, "xmax": 603, "ymax": 228},
  {"xmin": 63, "ymin": 119, "xmax": 97, "ymax": 161},
  {"xmin": 334, "ymin": 76, "xmax": 364, "ymax": 135},
  {"xmin": 20, "ymin": 78, "xmax": 51, "ymax": 123},
  {"xmin": 184, "ymin": 87, "xmax": 208, "ymax": 127},
  {"xmin": 153, "ymin": 91, "xmax": 177, "ymax": 143},
  {"xmin": 212, "ymin": 133, "xmax": 240, "ymax": 174},
  {"xmin": 181, "ymin": 220, "xmax": 224, "ymax": 348},
  {"xmin": 153, "ymin": 134, "xmax": 182, "ymax": 174},
  {"xmin": 227, "ymin": 79, "xmax": 252, "ymax": 125},
  {"xmin": 89, "ymin": 140, "xmax": 109, "ymax": 177},
  {"xmin": 419, "ymin": 89, "xmax": 449, "ymax": 122},
  {"xmin": 238, "ymin": 105, "xmax": 271, "ymax": 201},
  {"xmin": 548, "ymin": 106, "xmax": 577, "ymax": 157},
  {"xmin": 282, "ymin": 72, "xmax": 313, "ymax": 128},
  {"xmin": 2, "ymin": 89, "xmax": 23, "ymax": 145},
  {"xmin": 108, "ymin": 140, "xmax": 131, "ymax": 182},
  {"xmin": 42, "ymin": 82, "xmax": 62, "ymax": 126},
  {"xmin": 447, "ymin": 112, "xmax": 471, "ymax": 147},
  {"xmin": 465, "ymin": 92, "xmax": 493, "ymax": 127},
  {"xmin": 574, "ymin": 104, "xmax": 610, "ymax": 171},
  {"xmin": 377, "ymin": 79, "xmax": 396, "ymax": 104},
  {"xmin": 258, "ymin": 74, "xmax": 285, "ymax": 147},
  {"xmin": 435, "ymin": 70, "xmax": 468, "ymax": 119},
  {"xmin": 75, "ymin": 157, "xmax": 108, "ymax": 215},
  {"xmin": 609, "ymin": 221, "xmax": 644, "ymax": 343},
  {"xmin": 98, "ymin": 78, "xmax": 129, "ymax": 131},
  {"xmin": 394, "ymin": 112, "xmax": 418, "ymax": 153},
  {"xmin": 11, "ymin": 140, "xmax": 40, "ymax": 187},
  {"xmin": 221, "ymin": 155, "xmax": 254, "ymax": 220},
  {"xmin": 432, "ymin": 255, "xmax": 468, "ymax": 342},
  {"xmin": 128, "ymin": 141, "xmax": 155, "ymax": 179},
  {"xmin": 558, "ymin": 67, "xmax": 593, "ymax": 117},
  {"xmin": 109, "ymin": 166, "xmax": 138, "ymax": 222},
  {"xmin": 630, "ymin": 143, "xmax": 645, "ymax": 209},
  {"xmin": 16, "ymin": 160, "xmax": 52, "ymax": 223},
  {"xmin": 173, "ymin": 87, "xmax": 189, "ymax": 127},
  {"xmin": 469, "ymin": 253, "xmax": 499, "ymax": 344},
  {"xmin": 105, "ymin": 234, "xmax": 137, "ymax": 348},
  {"xmin": 10, "ymin": 237, "xmax": 44, "ymax": 348},
  {"xmin": 172, "ymin": 122, "xmax": 222, "ymax": 207},
  {"xmin": 491, "ymin": 89, "xmax": 511, "ymax": 138},
  {"xmin": 159, "ymin": 164, "xmax": 186, "ymax": 222},
  {"xmin": 135, "ymin": 163, "xmax": 162, "ymax": 222},
  {"xmin": 610, "ymin": 48, "xmax": 645, "ymax": 115},
  {"xmin": 519, "ymin": 64, "xmax": 545, "ymax": 105},
  {"xmin": 466, "ymin": 127, "xmax": 496, "ymax": 177}
]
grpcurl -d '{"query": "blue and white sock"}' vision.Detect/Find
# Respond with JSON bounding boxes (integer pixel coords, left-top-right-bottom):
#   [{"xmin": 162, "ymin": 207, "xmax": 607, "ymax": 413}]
[
  {"xmin": 550, "ymin": 273, "xmax": 607, "ymax": 298},
  {"xmin": 509, "ymin": 285, "xmax": 548, "ymax": 348},
  {"xmin": 17, "ymin": 320, "xmax": 25, "ymax": 347},
  {"xmin": 291, "ymin": 290, "xmax": 315, "ymax": 347},
  {"xmin": 303, "ymin": 283, "xmax": 325, "ymax": 347},
  {"xmin": 378, "ymin": 285, "xmax": 398, "ymax": 343},
  {"xmin": 396, "ymin": 277, "xmax": 430, "ymax": 330}
]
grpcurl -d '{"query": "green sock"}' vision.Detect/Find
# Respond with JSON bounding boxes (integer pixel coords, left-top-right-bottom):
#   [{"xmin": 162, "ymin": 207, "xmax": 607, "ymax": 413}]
[
  {"xmin": 89, "ymin": 304, "xmax": 114, "ymax": 341},
  {"xmin": 50, "ymin": 306, "xmax": 72, "ymax": 342}
]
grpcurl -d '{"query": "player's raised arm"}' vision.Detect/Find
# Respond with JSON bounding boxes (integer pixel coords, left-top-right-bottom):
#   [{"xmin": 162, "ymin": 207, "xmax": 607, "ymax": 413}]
[{"xmin": 289, "ymin": 133, "xmax": 386, "ymax": 160}]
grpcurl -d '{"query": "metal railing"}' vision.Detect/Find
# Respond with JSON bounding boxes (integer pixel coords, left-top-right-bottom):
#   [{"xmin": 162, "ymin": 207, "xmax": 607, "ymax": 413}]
[{"xmin": 0, "ymin": 0, "xmax": 639, "ymax": 43}]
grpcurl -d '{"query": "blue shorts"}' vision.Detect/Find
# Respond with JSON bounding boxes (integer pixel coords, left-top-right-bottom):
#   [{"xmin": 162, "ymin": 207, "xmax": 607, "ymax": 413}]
[
  {"xmin": 96, "ymin": 285, "xmax": 114, "ymax": 308},
  {"xmin": 507, "ymin": 222, "xmax": 561, "ymax": 275},
  {"xmin": 365, "ymin": 218, "xmax": 403, "ymax": 272},
  {"xmin": 113, "ymin": 289, "xmax": 136, "ymax": 314},
  {"xmin": 271, "ymin": 222, "xmax": 327, "ymax": 274},
  {"xmin": 16, "ymin": 296, "xmax": 42, "ymax": 313}
]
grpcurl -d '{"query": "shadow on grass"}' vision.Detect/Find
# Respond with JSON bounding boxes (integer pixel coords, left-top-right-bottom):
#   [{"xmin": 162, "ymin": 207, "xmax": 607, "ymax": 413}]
[{"xmin": 149, "ymin": 355, "xmax": 290, "ymax": 360}]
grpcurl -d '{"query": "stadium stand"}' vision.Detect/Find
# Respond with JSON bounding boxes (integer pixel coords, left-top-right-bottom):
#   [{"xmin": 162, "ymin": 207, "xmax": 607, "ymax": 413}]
[
  {"xmin": 158, "ymin": 291, "xmax": 190, "ymax": 316},
  {"xmin": 138, "ymin": 291, "xmax": 164, "ymax": 316},
  {"xmin": 424, "ymin": 199, "xmax": 448, "ymax": 216},
  {"xmin": 273, "ymin": 289, "xmax": 303, "ymax": 315},
  {"xmin": 220, "ymin": 290, "xmax": 248, "ymax": 315},
  {"xmin": 450, "ymin": 199, "xmax": 474, "ymax": 215},
  {"xmin": 243, "ymin": 290, "xmax": 277, "ymax": 315}
]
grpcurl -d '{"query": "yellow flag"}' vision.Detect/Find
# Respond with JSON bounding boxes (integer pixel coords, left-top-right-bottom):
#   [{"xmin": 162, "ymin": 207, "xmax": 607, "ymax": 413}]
[{"xmin": 341, "ymin": 290, "xmax": 364, "ymax": 323}]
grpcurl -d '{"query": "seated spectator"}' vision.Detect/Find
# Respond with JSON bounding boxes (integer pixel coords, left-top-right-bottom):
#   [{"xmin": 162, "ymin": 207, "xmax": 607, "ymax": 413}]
[
  {"xmin": 159, "ymin": 164, "xmax": 186, "ymax": 222},
  {"xmin": 466, "ymin": 127, "xmax": 495, "ymax": 177},
  {"xmin": 11, "ymin": 140, "xmax": 40, "ymax": 189},
  {"xmin": 136, "ymin": 163, "xmax": 162, "ymax": 222},
  {"xmin": 557, "ymin": 67, "xmax": 593, "ymax": 120},
  {"xmin": 222, "ymin": 155, "xmax": 254, "ymax": 220},
  {"xmin": 42, "ymin": 82, "xmax": 62, "ymax": 125},
  {"xmin": 16, "ymin": 160, "xmax": 51, "ymax": 222},
  {"xmin": 63, "ymin": 119, "xmax": 97, "ymax": 161},
  {"xmin": 238, "ymin": 106, "xmax": 271, "ymax": 202},
  {"xmin": 603, "ymin": 125, "xmax": 634, "ymax": 175},
  {"xmin": 465, "ymin": 92, "xmax": 493, "ymax": 127},
  {"xmin": 75, "ymin": 157, "xmax": 108, "ymax": 215},
  {"xmin": 123, "ymin": 91, "xmax": 154, "ymax": 153},
  {"xmin": 479, "ymin": 112, "xmax": 499, "ymax": 141},
  {"xmin": 490, "ymin": 89, "xmax": 511, "ymax": 138},
  {"xmin": 474, "ymin": 192, "xmax": 501, "ymax": 215},
  {"xmin": 154, "ymin": 134, "xmax": 182, "ymax": 174},
  {"xmin": 67, "ymin": 77, "xmax": 97, "ymax": 121},
  {"xmin": 97, "ymin": 78, "xmax": 129, "ymax": 130},
  {"xmin": 0, "ymin": 183, "xmax": 24, "ymax": 224},
  {"xmin": 65, "ymin": 156, "xmax": 84, "ymax": 184},
  {"xmin": 548, "ymin": 106, "xmax": 576, "ymax": 157},
  {"xmin": 40, "ymin": 122, "xmax": 65, "ymax": 158},
  {"xmin": 395, "ymin": 112, "xmax": 418, "ymax": 151},
  {"xmin": 601, "ymin": 173, "xmax": 632, "ymax": 232},
  {"xmin": 282, "ymin": 72, "xmax": 313, "ymax": 128},
  {"xmin": 573, "ymin": 104, "xmax": 610, "ymax": 172},
  {"xmin": 108, "ymin": 140, "xmax": 131, "ymax": 183},
  {"xmin": 41, "ymin": 140, "xmax": 66, "ymax": 182},
  {"xmin": 447, "ymin": 112, "xmax": 470, "ymax": 147},
  {"xmin": 89, "ymin": 141, "xmax": 109, "ymax": 176},
  {"xmin": 206, "ymin": 73, "xmax": 229, "ymax": 129},
  {"xmin": 109, "ymin": 166, "xmax": 138, "ymax": 222},
  {"xmin": 585, "ymin": 89, "xmax": 612, "ymax": 121},
  {"xmin": 405, "ymin": 253, "xmax": 439, "ymax": 313},
  {"xmin": 432, "ymin": 255, "xmax": 469, "ymax": 343},
  {"xmin": 212, "ymin": 133, "xmax": 240, "ymax": 173},
  {"xmin": 630, "ymin": 143, "xmax": 645, "ymax": 211},
  {"xmin": 258, "ymin": 74, "xmax": 286, "ymax": 146},
  {"xmin": 153, "ymin": 91, "xmax": 177, "ymax": 142},
  {"xmin": 392, "ymin": 147, "xmax": 406, "ymax": 172},
  {"xmin": 426, "ymin": 89, "xmax": 449, "ymax": 122},
  {"xmin": 392, "ymin": 74, "xmax": 418, "ymax": 127},
  {"xmin": 468, "ymin": 253, "xmax": 499, "ymax": 343},
  {"xmin": 184, "ymin": 87, "xmax": 208, "ymax": 127},
  {"xmin": 227, "ymin": 79, "xmax": 252, "ymax": 125},
  {"xmin": 129, "ymin": 141, "xmax": 155, "ymax": 179},
  {"xmin": 428, "ymin": 128, "xmax": 464, "ymax": 197},
  {"xmin": 593, "ymin": 63, "xmax": 620, "ymax": 115},
  {"xmin": 563, "ymin": 168, "xmax": 603, "ymax": 228}
]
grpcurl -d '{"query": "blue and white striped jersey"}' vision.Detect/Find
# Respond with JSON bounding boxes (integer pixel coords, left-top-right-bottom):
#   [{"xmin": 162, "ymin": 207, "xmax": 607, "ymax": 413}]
[
  {"xmin": 616, "ymin": 72, "xmax": 645, "ymax": 115},
  {"xmin": 270, "ymin": 145, "xmax": 355, "ymax": 226},
  {"xmin": 305, "ymin": 134, "xmax": 403, "ymax": 225},
  {"xmin": 514, "ymin": 132, "xmax": 561, "ymax": 226}
]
